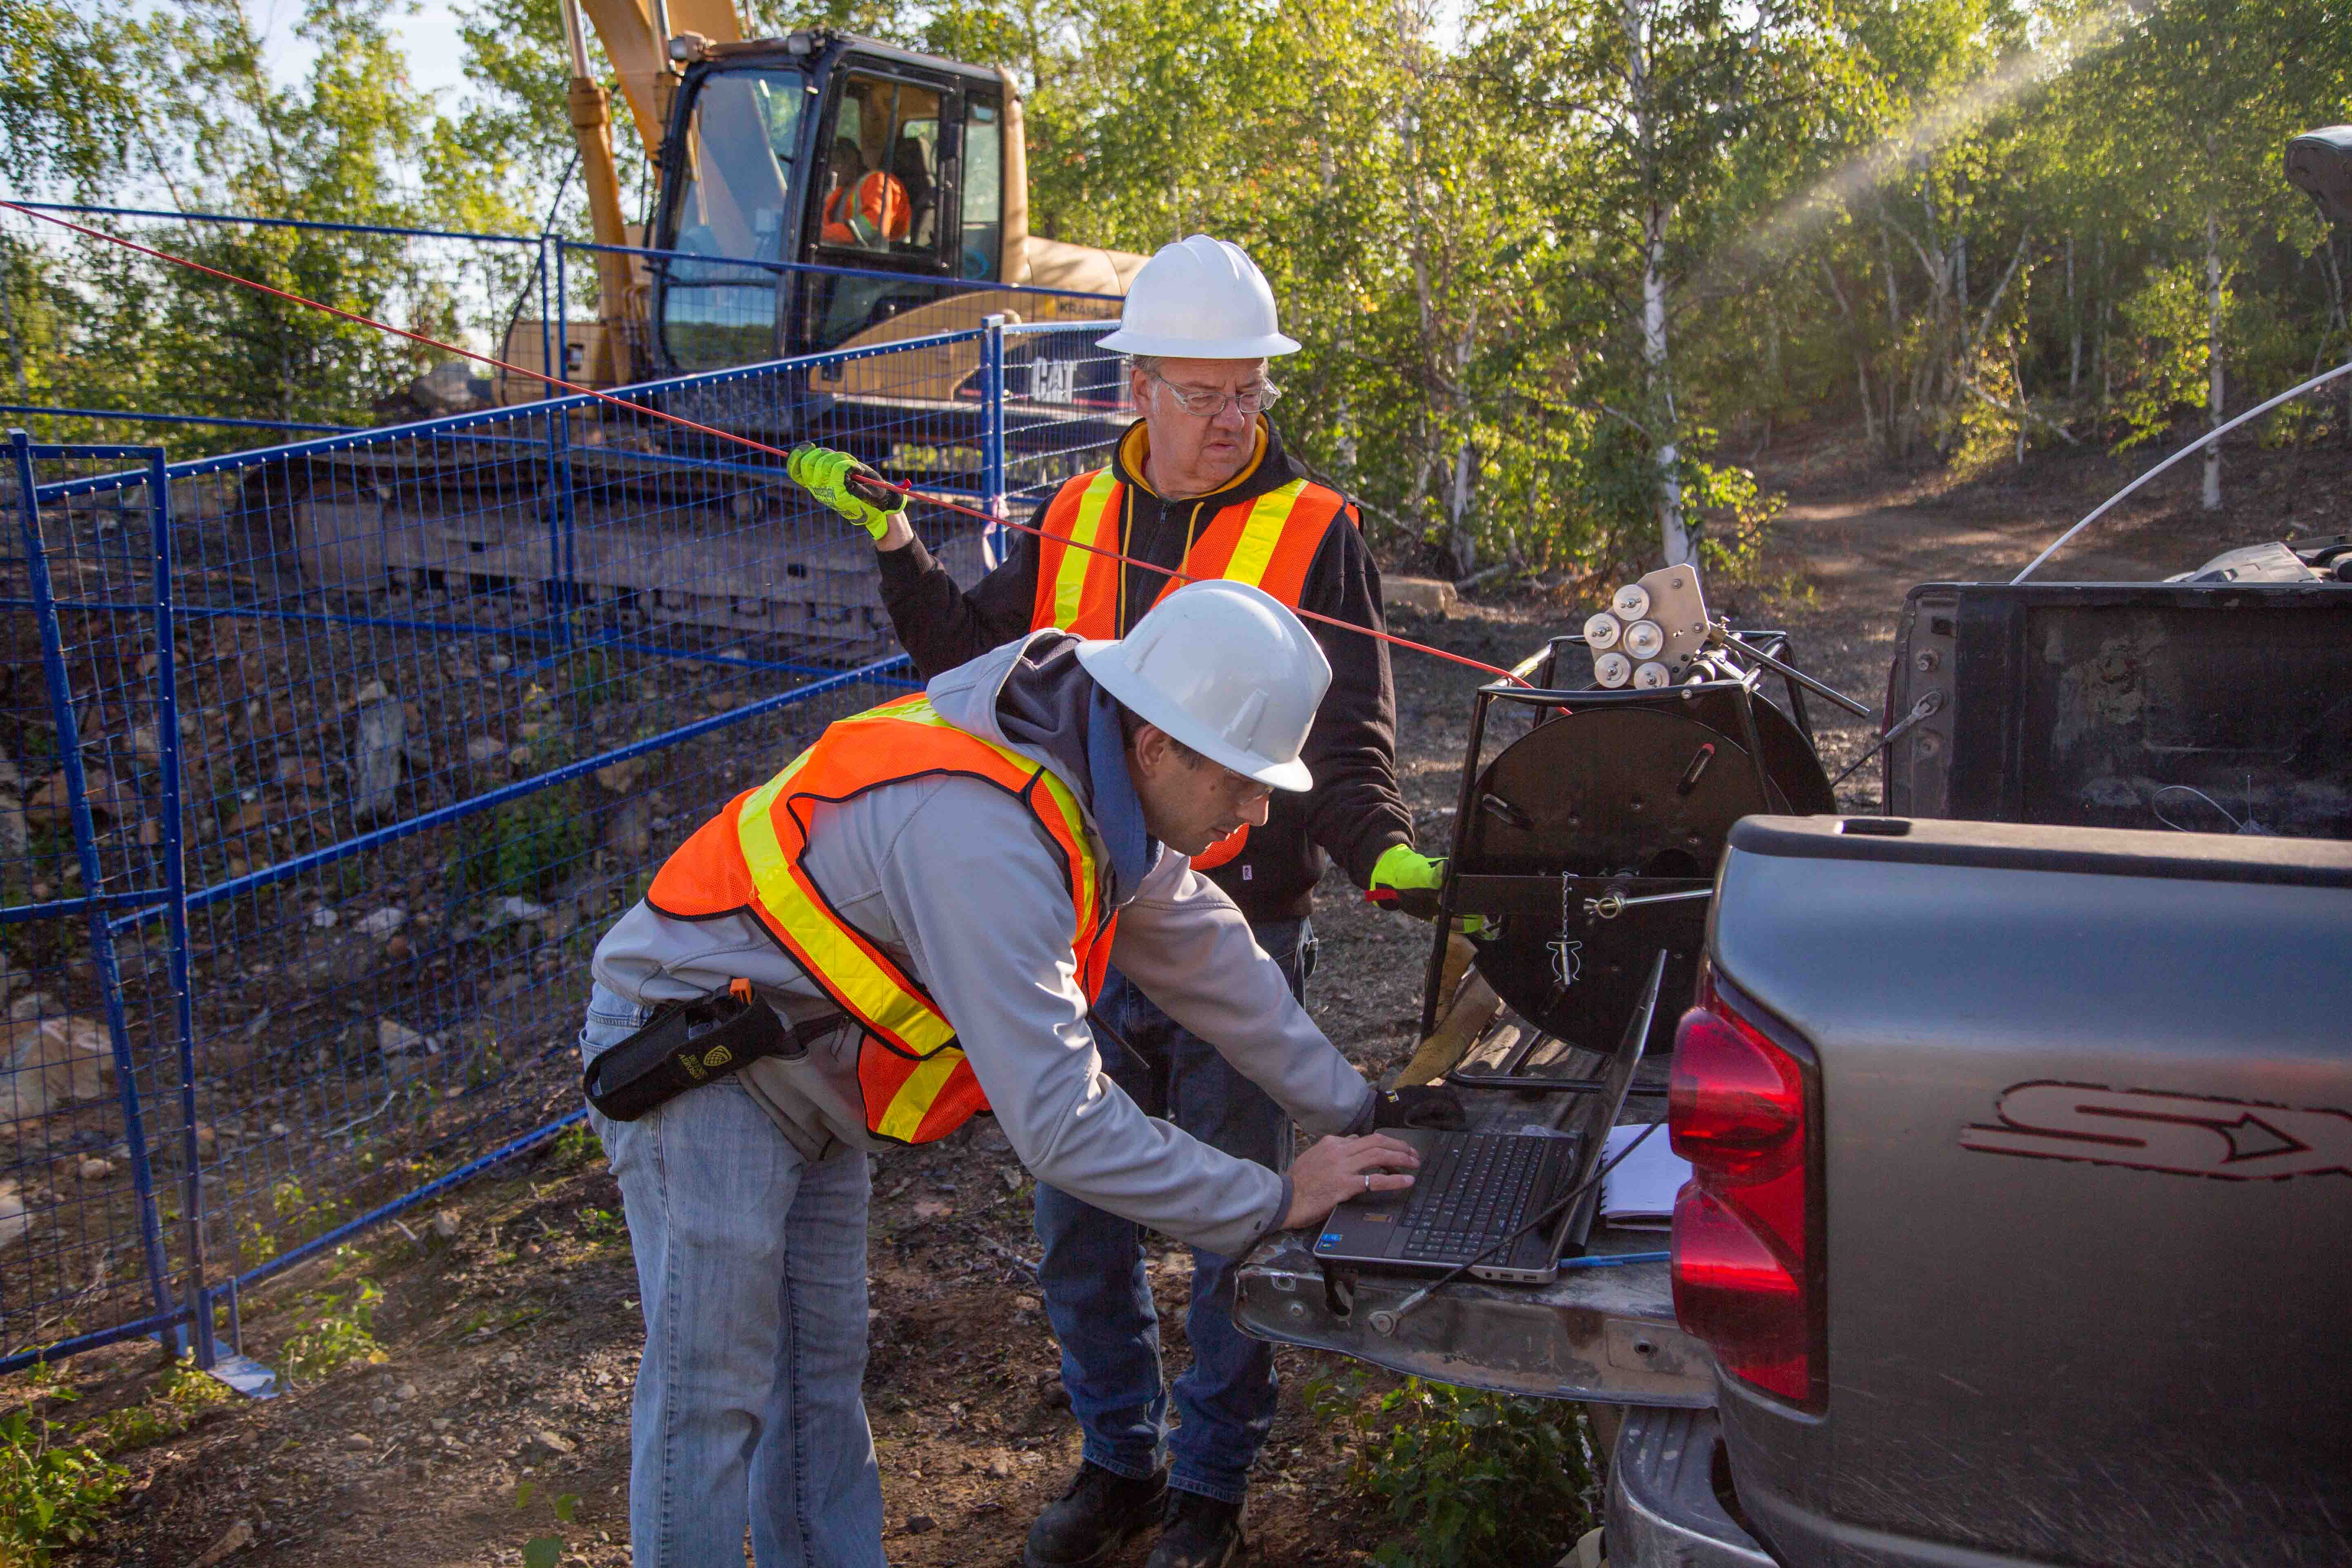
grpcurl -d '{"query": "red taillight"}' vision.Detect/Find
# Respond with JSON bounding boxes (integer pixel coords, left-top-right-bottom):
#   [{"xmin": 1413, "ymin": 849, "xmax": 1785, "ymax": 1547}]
[
  {"xmin": 1669, "ymin": 1006, "xmax": 1803, "ymax": 1183},
  {"xmin": 1668, "ymin": 971, "xmax": 1820, "ymax": 1409}
]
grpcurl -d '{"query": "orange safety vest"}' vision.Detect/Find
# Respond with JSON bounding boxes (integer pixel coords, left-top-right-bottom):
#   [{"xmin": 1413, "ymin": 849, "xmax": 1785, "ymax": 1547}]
[
  {"xmin": 1028, "ymin": 464, "xmax": 1353, "ymax": 867},
  {"xmin": 822, "ymin": 170, "xmax": 910, "ymax": 247},
  {"xmin": 644, "ymin": 693, "xmax": 1117, "ymax": 1145}
]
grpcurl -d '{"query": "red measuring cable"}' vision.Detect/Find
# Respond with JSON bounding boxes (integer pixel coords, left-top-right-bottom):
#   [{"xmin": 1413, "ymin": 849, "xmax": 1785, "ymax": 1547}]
[{"xmin": 2, "ymin": 200, "xmax": 1526, "ymax": 687}]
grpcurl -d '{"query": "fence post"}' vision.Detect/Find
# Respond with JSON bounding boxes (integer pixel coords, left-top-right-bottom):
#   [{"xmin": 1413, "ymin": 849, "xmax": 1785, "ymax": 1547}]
[
  {"xmin": 145, "ymin": 450, "xmax": 212, "ymax": 1368},
  {"xmin": 981, "ymin": 314, "xmax": 1007, "ymax": 566},
  {"xmin": 555, "ymin": 242, "xmax": 570, "ymax": 403},
  {"xmin": 537, "ymin": 236, "xmax": 555, "ymax": 408},
  {"xmin": 549, "ymin": 242, "xmax": 577, "ymax": 648},
  {"xmin": 7, "ymin": 430, "xmax": 185, "ymax": 1356}
]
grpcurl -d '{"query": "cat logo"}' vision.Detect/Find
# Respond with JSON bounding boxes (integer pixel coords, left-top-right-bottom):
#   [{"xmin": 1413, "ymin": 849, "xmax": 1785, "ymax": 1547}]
[
  {"xmin": 701, "ymin": 1045, "xmax": 735, "ymax": 1071},
  {"xmin": 1962, "ymin": 1081, "xmax": 2352, "ymax": 1181}
]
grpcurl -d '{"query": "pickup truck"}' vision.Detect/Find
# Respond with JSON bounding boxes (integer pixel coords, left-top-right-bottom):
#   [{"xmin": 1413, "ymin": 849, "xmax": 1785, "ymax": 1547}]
[{"xmin": 1237, "ymin": 566, "xmax": 2352, "ymax": 1566}]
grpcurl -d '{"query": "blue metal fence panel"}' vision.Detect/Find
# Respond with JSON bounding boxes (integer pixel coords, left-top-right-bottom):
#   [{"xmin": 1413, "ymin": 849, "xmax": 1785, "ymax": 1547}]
[
  {"xmin": 2, "ymin": 434, "xmax": 197, "ymax": 1363},
  {"xmin": 1001, "ymin": 323, "xmax": 1138, "ymax": 508},
  {"xmin": 0, "ymin": 317, "xmax": 1129, "ymax": 1374}
]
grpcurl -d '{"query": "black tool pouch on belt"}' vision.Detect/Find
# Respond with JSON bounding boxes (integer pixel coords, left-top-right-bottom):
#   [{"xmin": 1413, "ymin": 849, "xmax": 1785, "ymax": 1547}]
[{"xmin": 582, "ymin": 979, "xmax": 810, "ymax": 1121}]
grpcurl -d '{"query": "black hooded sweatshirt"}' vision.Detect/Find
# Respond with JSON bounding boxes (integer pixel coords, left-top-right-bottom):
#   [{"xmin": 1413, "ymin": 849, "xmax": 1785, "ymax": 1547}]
[{"xmin": 875, "ymin": 416, "xmax": 1413, "ymax": 926}]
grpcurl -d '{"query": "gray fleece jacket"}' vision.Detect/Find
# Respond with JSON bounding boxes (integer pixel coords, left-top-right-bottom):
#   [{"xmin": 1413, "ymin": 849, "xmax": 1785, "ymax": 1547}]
[{"xmin": 590, "ymin": 630, "xmax": 1378, "ymax": 1256}]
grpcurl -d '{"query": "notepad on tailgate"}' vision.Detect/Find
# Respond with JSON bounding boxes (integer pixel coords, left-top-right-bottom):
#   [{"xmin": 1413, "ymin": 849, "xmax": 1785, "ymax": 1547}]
[{"xmin": 1601, "ymin": 1124, "xmax": 1691, "ymax": 1230}]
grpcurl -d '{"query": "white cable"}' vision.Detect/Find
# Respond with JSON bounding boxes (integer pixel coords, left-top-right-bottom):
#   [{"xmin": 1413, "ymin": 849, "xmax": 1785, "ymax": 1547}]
[
  {"xmin": 2152, "ymin": 785, "xmax": 2240, "ymax": 833},
  {"xmin": 2013, "ymin": 357, "xmax": 2352, "ymax": 583}
]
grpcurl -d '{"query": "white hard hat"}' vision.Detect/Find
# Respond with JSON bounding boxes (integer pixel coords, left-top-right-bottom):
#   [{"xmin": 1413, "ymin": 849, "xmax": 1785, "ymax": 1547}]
[
  {"xmin": 1076, "ymin": 580, "xmax": 1329, "ymax": 791},
  {"xmin": 1095, "ymin": 235, "xmax": 1302, "ymax": 360}
]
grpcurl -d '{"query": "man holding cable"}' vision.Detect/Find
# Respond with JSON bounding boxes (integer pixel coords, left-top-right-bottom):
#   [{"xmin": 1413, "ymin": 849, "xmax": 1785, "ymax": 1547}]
[{"xmin": 789, "ymin": 236, "xmax": 1460, "ymax": 1568}]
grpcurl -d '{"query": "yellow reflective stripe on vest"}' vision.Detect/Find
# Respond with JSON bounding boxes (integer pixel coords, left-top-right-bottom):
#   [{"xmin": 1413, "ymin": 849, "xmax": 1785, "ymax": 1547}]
[
  {"xmin": 733, "ymin": 695, "xmax": 1105, "ymax": 1053},
  {"xmin": 735, "ymin": 757, "xmax": 960, "ymax": 1058},
  {"xmin": 875, "ymin": 1049, "xmax": 969, "ymax": 1143},
  {"xmin": 1049, "ymin": 470, "xmax": 1122, "ymax": 630},
  {"xmin": 1221, "ymin": 479, "xmax": 1310, "ymax": 591},
  {"xmin": 830, "ymin": 697, "xmax": 1103, "ymax": 929}
]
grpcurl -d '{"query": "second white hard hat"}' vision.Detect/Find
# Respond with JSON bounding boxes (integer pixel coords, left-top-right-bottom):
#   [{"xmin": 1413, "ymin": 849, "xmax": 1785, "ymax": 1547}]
[
  {"xmin": 1076, "ymin": 579, "xmax": 1328, "ymax": 791},
  {"xmin": 1095, "ymin": 235, "xmax": 1302, "ymax": 360}
]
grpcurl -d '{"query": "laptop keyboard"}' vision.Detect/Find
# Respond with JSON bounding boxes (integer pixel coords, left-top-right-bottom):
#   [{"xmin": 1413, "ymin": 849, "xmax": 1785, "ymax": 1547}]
[{"xmin": 1396, "ymin": 1134, "xmax": 1560, "ymax": 1264}]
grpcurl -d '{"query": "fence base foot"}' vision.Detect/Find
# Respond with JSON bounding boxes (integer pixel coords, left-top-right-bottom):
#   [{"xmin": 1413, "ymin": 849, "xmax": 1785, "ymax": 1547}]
[{"xmin": 205, "ymin": 1352, "xmax": 281, "ymax": 1401}]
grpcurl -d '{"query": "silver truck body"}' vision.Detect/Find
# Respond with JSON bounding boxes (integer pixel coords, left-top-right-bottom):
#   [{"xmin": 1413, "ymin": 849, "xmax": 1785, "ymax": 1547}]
[{"xmin": 1648, "ymin": 815, "xmax": 2352, "ymax": 1566}]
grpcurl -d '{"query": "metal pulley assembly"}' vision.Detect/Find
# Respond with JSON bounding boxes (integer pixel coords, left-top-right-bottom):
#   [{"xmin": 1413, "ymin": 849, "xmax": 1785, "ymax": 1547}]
[
  {"xmin": 1586, "ymin": 564, "xmax": 1712, "ymax": 688},
  {"xmin": 1418, "ymin": 565, "xmax": 1839, "ymax": 1061}
]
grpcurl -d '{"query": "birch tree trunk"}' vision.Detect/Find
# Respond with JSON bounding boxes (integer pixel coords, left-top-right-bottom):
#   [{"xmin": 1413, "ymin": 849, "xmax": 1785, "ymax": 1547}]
[
  {"xmin": 2204, "ymin": 207, "xmax": 2223, "ymax": 511},
  {"xmin": 1645, "ymin": 200, "xmax": 1689, "ymax": 564},
  {"xmin": 2067, "ymin": 233, "xmax": 2081, "ymax": 399},
  {"xmin": 1624, "ymin": 0, "xmax": 1687, "ymax": 565}
]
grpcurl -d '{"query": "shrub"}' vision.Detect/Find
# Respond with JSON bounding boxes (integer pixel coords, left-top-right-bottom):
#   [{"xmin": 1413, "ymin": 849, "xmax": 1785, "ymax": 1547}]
[
  {"xmin": 281, "ymin": 1278, "xmax": 388, "ymax": 1384},
  {"xmin": 1307, "ymin": 1372, "xmax": 1596, "ymax": 1568},
  {"xmin": 0, "ymin": 1404, "xmax": 126, "ymax": 1563}
]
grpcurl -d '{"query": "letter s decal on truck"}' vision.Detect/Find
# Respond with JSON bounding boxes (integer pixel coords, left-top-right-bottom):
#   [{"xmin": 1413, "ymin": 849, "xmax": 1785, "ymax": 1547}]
[{"xmin": 1962, "ymin": 1082, "xmax": 2352, "ymax": 1180}]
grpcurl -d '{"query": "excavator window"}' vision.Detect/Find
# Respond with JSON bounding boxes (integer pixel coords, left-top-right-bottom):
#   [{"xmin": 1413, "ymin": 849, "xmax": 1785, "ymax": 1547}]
[
  {"xmin": 815, "ymin": 74, "xmax": 946, "ymax": 257},
  {"xmin": 961, "ymin": 99, "xmax": 1002, "ymax": 281},
  {"xmin": 659, "ymin": 65, "xmax": 808, "ymax": 371},
  {"xmin": 809, "ymin": 71, "xmax": 959, "ymax": 349}
]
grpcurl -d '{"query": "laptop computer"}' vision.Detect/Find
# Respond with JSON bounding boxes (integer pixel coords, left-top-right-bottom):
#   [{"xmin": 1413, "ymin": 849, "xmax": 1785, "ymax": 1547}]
[{"xmin": 1313, "ymin": 951, "xmax": 1666, "ymax": 1285}]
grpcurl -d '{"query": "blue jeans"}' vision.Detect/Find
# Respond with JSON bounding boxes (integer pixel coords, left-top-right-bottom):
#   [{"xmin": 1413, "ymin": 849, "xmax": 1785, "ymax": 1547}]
[
  {"xmin": 579, "ymin": 982, "xmax": 886, "ymax": 1568},
  {"xmin": 1033, "ymin": 918, "xmax": 1315, "ymax": 1506}
]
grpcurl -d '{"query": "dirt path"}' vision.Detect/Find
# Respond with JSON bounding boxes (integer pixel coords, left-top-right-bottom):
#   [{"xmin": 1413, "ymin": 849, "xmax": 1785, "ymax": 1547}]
[{"xmin": 44, "ymin": 427, "xmax": 2343, "ymax": 1567}]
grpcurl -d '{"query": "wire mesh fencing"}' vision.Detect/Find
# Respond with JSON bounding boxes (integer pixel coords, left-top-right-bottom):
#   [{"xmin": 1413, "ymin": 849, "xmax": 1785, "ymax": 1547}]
[
  {"xmin": 0, "ymin": 204, "xmax": 548, "ymax": 456},
  {"xmin": 0, "ymin": 317, "xmax": 1127, "ymax": 1375}
]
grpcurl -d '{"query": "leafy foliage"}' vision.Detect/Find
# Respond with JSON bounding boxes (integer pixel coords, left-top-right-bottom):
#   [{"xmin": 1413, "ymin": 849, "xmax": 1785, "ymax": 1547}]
[
  {"xmin": 0, "ymin": 1400, "xmax": 126, "ymax": 1564},
  {"xmin": 281, "ymin": 1277, "xmax": 388, "ymax": 1384},
  {"xmin": 463, "ymin": 784, "xmax": 593, "ymax": 900},
  {"xmin": 1308, "ymin": 1372, "xmax": 1595, "ymax": 1566},
  {"xmin": 10, "ymin": 0, "xmax": 2352, "ymax": 549}
]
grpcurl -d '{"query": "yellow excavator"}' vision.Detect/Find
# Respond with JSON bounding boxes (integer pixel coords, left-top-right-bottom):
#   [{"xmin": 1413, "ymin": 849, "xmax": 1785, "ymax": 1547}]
[{"xmin": 511, "ymin": 0, "xmax": 1147, "ymax": 429}]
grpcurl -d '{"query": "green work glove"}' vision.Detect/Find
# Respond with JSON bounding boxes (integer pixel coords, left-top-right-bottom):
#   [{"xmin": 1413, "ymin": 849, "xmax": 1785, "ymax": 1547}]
[
  {"xmin": 1368, "ymin": 844, "xmax": 1489, "ymax": 936},
  {"xmin": 788, "ymin": 443, "xmax": 905, "ymax": 540},
  {"xmin": 1371, "ymin": 844, "xmax": 1444, "ymax": 893}
]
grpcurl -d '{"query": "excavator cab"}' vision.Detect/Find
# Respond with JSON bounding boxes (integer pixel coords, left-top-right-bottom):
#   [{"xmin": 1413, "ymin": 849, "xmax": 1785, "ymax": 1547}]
[
  {"xmin": 523, "ymin": 8, "xmax": 1139, "ymax": 475},
  {"xmin": 650, "ymin": 34, "xmax": 1010, "ymax": 374}
]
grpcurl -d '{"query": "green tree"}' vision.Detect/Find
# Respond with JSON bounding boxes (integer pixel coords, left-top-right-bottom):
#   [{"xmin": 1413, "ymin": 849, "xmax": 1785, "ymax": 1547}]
[{"xmin": 1474, "ymin": 0, "xmax": 1843, "ymax": 562}]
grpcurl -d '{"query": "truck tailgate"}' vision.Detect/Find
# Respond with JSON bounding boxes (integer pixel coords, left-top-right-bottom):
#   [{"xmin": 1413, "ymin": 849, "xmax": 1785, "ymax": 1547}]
[{"xmin": 1236, "ymin": 1229, "xmax": 1708, "ymax": 1405}]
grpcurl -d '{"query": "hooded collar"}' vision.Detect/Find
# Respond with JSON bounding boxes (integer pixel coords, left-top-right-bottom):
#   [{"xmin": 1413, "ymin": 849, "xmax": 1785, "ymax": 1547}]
[
  {"xmin": 1083, "ymin": 684, "xmax": 1155, "ymax": 895},
  {"xmin": 923, "ymin": 629, "xmax": 1161, "ymax": 909}
]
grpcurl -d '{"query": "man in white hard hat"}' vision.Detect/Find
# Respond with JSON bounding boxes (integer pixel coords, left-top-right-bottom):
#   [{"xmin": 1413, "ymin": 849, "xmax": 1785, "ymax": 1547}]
[
  {"xmin": 793, "ymin": 234, "xmax": 1454, "ymax": 1568},
  {"xmin": 575, "ymin": 580, "xmax": 1427, "ymax": 1567},
  {"xmin": 795, "ymin": 234, "xmax": 1454, "ymax": 1567}
]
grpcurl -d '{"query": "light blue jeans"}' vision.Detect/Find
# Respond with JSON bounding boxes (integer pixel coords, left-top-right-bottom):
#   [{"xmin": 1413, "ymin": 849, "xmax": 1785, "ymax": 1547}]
[
  {"xmin": 1033, "ymin": 918, "xmax": 1314, "ymax": 1506},
  {"xmin": 579, "ymin": 982, "xmax": 886, "ymax": 1568}
]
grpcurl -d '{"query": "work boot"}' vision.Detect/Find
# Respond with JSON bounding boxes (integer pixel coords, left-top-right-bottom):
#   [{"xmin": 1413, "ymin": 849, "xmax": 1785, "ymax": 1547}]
[
  {"xmin": 1146, "ymin": 1490, "xmax": 1247, "ymax": 1568},
  {"xmin": 1024, "ymin": 1460, "xmax": 1168, "ymax": 1568}
]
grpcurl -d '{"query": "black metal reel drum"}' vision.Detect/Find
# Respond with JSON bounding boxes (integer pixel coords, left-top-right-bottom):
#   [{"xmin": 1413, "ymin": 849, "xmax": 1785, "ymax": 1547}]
[{"xmin": 1447, "ymin": 696, "xmax": 1832, "ymax": 1058}]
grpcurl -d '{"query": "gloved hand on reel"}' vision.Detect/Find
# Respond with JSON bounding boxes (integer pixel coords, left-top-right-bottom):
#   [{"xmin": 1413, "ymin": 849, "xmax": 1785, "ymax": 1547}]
[
  {"xmin": 1366, "ymin": 843, "xmax": 1444, "ymax": 919},
  {"xmin": 787, "ymin": 443, "xmax": 907, "ymax": 541},
  {"xmin": 1366, "ymin": 844, "xmax": 1488, "ymax": 935}
]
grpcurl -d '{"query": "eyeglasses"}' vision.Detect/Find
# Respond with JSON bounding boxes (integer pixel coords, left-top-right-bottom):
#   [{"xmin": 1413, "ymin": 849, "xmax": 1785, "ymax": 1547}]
[{"xmin": 1141, "ymin": 366, "xmax": 1283, "ymax": 419}]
